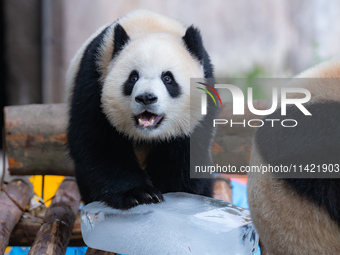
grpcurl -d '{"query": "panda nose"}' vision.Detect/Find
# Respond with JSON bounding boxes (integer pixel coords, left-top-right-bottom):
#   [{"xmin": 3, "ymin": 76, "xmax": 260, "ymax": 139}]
[{"xmin": 135, "ymin": 93, "xmax": 158, "ymax": 105}]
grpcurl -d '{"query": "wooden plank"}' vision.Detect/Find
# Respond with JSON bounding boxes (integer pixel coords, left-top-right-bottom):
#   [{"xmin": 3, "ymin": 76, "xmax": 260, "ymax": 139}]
[
  {"xmin": 0, "ymin": 178, "xmax": 33, "ymax": 254},
  {"xmin": 28, "ymin": 178, "xmax": 80, "ymax": 255}
]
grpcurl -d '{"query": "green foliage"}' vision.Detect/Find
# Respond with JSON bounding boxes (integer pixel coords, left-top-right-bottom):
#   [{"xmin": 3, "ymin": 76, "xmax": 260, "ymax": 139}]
[
  {"xmin": 312, "ymin": 42, "xmax": 323, "ymax": 63},
  {"xmin": 243, "ymin": 66, "xmax": 267, "ymax": 79},
  {"xmin": 228, "ymin": 65, "xmax": 268, "ymax": 99}
]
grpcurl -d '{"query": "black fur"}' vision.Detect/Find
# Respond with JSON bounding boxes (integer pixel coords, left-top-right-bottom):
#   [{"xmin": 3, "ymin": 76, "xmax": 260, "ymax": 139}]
[
  {"xmin": 183, "ymin": 26, "xmax": 204, "ymax": 62},
  {"xmin": 123, "ymin": 70, "xmax": 138, "ymax": 96},
  {"xmin": 183, "ymin": 26, "xmax": 214, "ymax": 78},
  {"xmin": 182, "ymin": 27, "xmax": 217, "ymax": 179},
  {"xmin": 255, "ymin": 102, "xmax": 340, "ymax": 225},
  {"xmin": 112, "ymin": 24, "xmax": 130, "ymax": 59},
  {"xmin": 67, "ymin": 22, "xmax": 215, "ymax": 209},
  {"xmin": 161, "ymin": 71, "xmax": 181, "ymax": 98},
  {"xmin": 140, "ymin": 137, "xmax": 213, "ymax": 196}
]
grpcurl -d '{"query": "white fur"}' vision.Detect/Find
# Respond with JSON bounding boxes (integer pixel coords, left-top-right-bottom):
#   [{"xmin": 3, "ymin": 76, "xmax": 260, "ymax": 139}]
[
  {"xmin": 66, "ymin": 9, "xmax": 206, "ymax": 141},
  {"xmin": 118, "ymin": 9, "xmax": 186, "ymax": 41},
  {"xmin": 102, "ymin": 33, "xmax": 204, "ymax": 141},
  {"xmin": 291, "ymin": 58, "xmax": 340, "ymax": 102},
  {"xmin": 66, "ymin": 9, "xmax": 187, "ymax": 105}
]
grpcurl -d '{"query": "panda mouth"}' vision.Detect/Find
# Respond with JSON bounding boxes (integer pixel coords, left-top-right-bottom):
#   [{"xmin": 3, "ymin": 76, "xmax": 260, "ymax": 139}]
[{"xmin": 136, "ymin": 111, "xmax": 164, "ymax": 129}]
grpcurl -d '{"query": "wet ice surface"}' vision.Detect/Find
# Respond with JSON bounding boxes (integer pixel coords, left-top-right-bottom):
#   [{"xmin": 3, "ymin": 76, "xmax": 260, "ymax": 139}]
[{"xmin": 81, "ymin": 192, "xmax": 258, "ymax": 255}]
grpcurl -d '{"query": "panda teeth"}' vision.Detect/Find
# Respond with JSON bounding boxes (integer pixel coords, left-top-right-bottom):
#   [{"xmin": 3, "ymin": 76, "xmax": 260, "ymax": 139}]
[
  {"xmin": 138, "ymin": 117, "xmax": 154, "ymax": 127},
  {"xmin": 137, "ymin": 112, "xmax": 164, "ymax": 128}
]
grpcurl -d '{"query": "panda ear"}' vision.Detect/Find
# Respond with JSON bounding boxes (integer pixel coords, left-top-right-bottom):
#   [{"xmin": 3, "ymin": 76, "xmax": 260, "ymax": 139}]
[
  {"xmin": 182, "ymin": 26, "xmax": 204, "ymax": 62},
  {"xmin": 112, "ymin": 24, "xmax": 130, "ymax": 59}
]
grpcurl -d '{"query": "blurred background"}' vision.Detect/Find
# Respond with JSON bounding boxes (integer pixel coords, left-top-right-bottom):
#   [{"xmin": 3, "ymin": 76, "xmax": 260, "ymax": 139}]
[
  {"xmin": 1, "ymin": 0, "xmax": 340, "ymax": 173},
  {"xmin": 2, "ymin": 0, "xmax": 340, "ymax": 118}
]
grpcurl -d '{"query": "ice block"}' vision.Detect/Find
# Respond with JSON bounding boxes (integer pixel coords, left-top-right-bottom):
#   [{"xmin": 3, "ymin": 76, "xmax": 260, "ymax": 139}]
[{"xmin": 81, "ymin": 192, "xmax": 258, "ymax": 255}]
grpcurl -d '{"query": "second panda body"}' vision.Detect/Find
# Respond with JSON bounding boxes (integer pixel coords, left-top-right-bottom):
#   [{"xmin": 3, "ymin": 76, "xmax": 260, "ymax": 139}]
[
  {"xmin": 248, "ymin": 59, "xmax": 340, "ymax": 254},
  {"xmin": 66, "ymin": 10, "xmax": 217, "ymax": 209}
]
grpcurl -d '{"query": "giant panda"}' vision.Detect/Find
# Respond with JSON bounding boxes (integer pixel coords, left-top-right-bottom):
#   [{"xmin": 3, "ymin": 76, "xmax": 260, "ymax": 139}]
[
  {"xmin": 66, "ymin": 10, "xmax": 217, "ymax": 209},
  {"xmin": 247, "ymin": 59, "xmax": 340, "ymax": 254}
]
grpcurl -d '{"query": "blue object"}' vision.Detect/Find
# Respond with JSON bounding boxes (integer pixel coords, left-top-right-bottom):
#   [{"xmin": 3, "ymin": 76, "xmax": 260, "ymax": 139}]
[
  {"xmin": 65, "ymin": 247, "xmax": 88, "ymax": 255},
  {"xmin": 230, "ymin": 179, "xmax": 249, "ymax": 209}
]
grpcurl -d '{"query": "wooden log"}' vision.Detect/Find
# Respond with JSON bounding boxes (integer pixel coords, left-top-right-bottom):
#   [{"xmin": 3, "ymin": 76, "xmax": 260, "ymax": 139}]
[
  {"xmin": 4, "ymin": 104, "xmax": 74, "ymax": 176},
  {"xmin": 4, "ymin": 101, "xmax": 266, "ymax": 176},
  {"xmin": 213, "ymin": 175, "xmax": 233, "ymax": 203},
  {"xmin": 0, "ymin": 178, "xmax": 33, "ymax": 254},
  {"xmin": 28, "ymin": 177, "xmax": 81, "ymax": 255},
  {"xmin": 9, "ymin": 213, "xmax": 84, "ymax": 247},
  {"xmin": 85, "ymin": 248, "xmax": 118, "ymax": 255}
]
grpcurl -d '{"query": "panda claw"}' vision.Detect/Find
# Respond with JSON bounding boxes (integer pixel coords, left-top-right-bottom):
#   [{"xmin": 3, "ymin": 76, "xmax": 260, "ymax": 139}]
[
  {"xmin": 153, "ymin": 194, "xmax": 162, "ymax": 203},
  {"xmin": 146, "ymin": 193, "xmax": 153, "ymax": 200},
  {"xmin": 112, "ymin": 186, "xmax": 164, "ymax": 209}
]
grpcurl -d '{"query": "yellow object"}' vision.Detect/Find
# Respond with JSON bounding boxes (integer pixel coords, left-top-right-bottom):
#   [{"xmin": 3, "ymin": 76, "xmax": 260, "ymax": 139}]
[
  {"xmin": 29, "ymin": 175, "xmax": 65, "ymax": 207},
  {"xmin": 4, "ymin": 247, "xmax": 11, "ymax": 254}
]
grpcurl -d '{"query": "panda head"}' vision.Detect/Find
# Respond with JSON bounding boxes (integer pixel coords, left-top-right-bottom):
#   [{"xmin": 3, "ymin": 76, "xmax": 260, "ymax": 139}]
[{"xmin": 101, "ymin": 24, "xmax": 210, "ymax": 141}]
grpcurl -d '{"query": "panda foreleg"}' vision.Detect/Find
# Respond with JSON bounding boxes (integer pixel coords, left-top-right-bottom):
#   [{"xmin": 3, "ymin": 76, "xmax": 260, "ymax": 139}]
[
  {"xmin": 75, "ymin": 159, "xmax": 164, "ymax": 209},
  {"xmin": 68, "ymin": 100, "xmax": 164, "ymax": 209}
]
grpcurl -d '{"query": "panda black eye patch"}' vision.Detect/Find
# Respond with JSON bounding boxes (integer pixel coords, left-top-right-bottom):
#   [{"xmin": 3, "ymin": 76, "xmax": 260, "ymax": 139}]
[
  {"xmin": 161, "ymin": 71, "xmax": 181, "ymax": 98},
  {"xmin": 123, "ymin": 70, "xmax": 139, "ymax": 96}
]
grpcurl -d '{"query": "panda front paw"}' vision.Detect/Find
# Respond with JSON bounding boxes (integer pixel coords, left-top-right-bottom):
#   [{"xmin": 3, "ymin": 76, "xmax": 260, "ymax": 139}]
[{"xmin": 107, "ymin": 185, "xmax": 164, "ymax": 209}]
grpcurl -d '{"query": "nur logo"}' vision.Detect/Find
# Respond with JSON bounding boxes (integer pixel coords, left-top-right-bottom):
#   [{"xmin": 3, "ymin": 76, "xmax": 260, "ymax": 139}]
[
  {"xmin": 196, "ymin": 82, "xmax": 223, "ymax": 115},
  {"xmin": 198, "ymin": 83, "xmax": 312, "ymax": 116}
]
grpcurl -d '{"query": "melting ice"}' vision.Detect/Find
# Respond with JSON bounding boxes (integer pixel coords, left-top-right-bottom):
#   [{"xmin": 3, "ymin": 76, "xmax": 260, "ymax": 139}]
[{"xmin": 81, "ymin": 192, "xmax": 258, "ymax": 255}]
